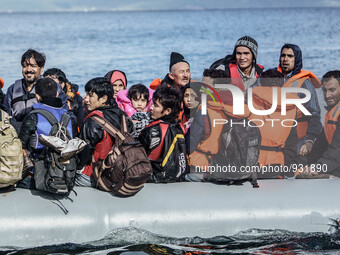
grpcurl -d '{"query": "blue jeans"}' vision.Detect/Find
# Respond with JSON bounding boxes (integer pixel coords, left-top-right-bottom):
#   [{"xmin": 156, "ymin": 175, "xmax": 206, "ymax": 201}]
[
  {"xmin": 17, "ymin": 175, "xmax": 35, "ymax": 189},
  {"xmin": 75, "ymin": 173, "xmax": 96, "ymax": 188}
]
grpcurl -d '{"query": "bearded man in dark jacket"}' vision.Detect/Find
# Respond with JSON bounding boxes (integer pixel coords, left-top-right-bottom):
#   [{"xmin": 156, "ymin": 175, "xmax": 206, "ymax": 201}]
[
  {"xmin": 275, "ymin": 43, "xmax": 322, "ymax": 159},
  {"xmin": 76, "ymin": 77, "xmax": 133, "ymax": 187}
]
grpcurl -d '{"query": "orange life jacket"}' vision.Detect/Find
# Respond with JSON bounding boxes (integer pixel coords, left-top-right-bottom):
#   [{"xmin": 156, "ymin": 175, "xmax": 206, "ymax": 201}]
[
  {"xmin": 324, "ymin": 102, "xmax": 340, "ymax": 144},
  {"xmin": 277, "ymin": 66, "xmax": 321, "ymax": 139},
  {"xmin": 149, "ymin": 78, "xmax": 162, "ymax": 90},
  {"xmin": 190, "ymin": 101, "xmax": 251, "ymax": 168},
  {"xmin": 249, "ymin": 87, "xmax": 297, "ymax": 166},
  {"xmin": 229, "ymin": 63, "xmax": 264, "ymax": 91}
]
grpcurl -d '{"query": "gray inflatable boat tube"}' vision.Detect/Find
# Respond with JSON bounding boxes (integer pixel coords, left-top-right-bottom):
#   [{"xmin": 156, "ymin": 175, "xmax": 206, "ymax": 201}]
[{"xmin": 1, "ymin": 179, "xmax": 340, "ymax": 247}]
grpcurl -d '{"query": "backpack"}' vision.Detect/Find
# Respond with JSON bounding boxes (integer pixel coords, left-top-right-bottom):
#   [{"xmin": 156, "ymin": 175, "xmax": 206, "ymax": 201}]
[
  {"xmin": 209, "ymin": 54, "xmax": 233, "ymax": 70},
  {"xmin": 0, "ymin": 110, "xmax": 23, "ymax": 188},
  {"xmin": 30, "ymin": 109, "xmax": 77, "ymax": 194},
  {"xmin": 91, "ymin": 114, "xmax": 152, "ymax": 196},
  {"xmin": 191, "ymin": 107, "xmax": 261, "ymax": 187},
  {"xmin": 146, "ymin": 120, "xmax": 189, "ymax": 183}
]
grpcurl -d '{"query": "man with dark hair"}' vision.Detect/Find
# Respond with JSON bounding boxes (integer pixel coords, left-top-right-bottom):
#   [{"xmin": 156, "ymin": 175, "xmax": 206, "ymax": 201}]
[
  {"xmin": 307, "ymin": 70, "xmax": 340, "ymax": 177},
  {"xmin": 260, "ymin": 69, "xmax": 284, "ymax": 87},
  {"xmin": 139, "ymin": 85, "xmax": 188, "ymax": 182},
  {"xmin": 43, "ymin": 68, "xmax": 84, "ymax": 128},
  {"xmin": 276, "ymin": 43, "xmax": 322, "ymax": 157},
  {"xmin": 3, "ymin": 49, "xmax": 71, "ymax": 128},
  {"xmin": 161, "ymin": 52, "xmax": 191, "ymax": 90},
  {"xmin": 211, "ymin": 36, "xmax": 264, "ymax": 90},
  {"xmin": 76, "ymin": 77, "xmax": 133, "ymax": 187},
  {"xmin": 202, "ymin": 68, "xmax": 229, "ymax": 86},
  {"xmin": 18, "ymin": 77, "xmax": 75, "ymax": 189}
]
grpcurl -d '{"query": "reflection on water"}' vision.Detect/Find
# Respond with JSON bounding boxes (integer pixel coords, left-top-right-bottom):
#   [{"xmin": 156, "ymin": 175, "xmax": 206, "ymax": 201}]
[{"xmin": 1, "ymin": 227, "xmax": 340, "ymax": 254}]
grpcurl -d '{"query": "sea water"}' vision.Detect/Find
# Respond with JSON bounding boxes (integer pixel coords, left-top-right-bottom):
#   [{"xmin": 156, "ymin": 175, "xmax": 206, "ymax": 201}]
[
  {"xmin": 0, "ymin": 8, "xmax": 340, "ymax": 254},
  {"xmin": 0, "ymin": 8, "xmax": 339, "ymax": 115},
  {"xmin": 2, "ymin": 227, "xmax": 340, "ymax": 254}
]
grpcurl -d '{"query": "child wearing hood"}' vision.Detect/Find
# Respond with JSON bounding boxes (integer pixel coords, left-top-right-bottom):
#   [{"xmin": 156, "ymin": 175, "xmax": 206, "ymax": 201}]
[{"xmin": 116, "ymin": 84, "xmax": 154, "ymax": 138}]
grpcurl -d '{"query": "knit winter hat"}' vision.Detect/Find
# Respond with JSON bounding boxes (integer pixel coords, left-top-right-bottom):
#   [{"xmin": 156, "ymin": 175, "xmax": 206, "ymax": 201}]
[
  {"xmin": 234, "ymin": 36, "xmax": 258, "ymax": 61},
  {"xmin": 0, "ymin": 78, "xmax": 4, "ymax": 88},
  {"xmin": 169, "ymin": 52, "xmax": 190, "ymax": 71}
]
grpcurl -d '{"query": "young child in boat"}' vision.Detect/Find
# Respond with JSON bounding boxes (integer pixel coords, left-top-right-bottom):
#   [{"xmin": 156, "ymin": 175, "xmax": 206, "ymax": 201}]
[{"xmin": 116, "ymin": 83, "xmax": 154, "ymax": 138}]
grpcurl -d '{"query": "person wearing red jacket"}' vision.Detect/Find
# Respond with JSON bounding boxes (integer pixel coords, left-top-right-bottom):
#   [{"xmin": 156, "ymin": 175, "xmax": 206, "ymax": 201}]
[
  {"xmin": 76, "ymin": 77, "xmax": 133, "ymax": 187},
  {"xmin": 211, "ymin": 36, "xmax": 264, "ymax": 91}
]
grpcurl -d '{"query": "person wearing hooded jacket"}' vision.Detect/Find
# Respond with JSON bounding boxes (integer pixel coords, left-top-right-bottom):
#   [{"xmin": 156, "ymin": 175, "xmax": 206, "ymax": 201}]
[
  {"xmin": 276, "ymin": 43, "xmax": 322, "ymax": 157},
  {"xmin": 104, "ymin": 70, "xmax": 127, "ymax": 100},
  {"xmin": 211, "ymin": 36, "xmax": 264, "ymax": 91}
]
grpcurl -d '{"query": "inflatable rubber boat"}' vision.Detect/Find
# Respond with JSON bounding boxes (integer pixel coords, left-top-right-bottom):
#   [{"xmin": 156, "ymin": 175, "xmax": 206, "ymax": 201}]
[{"xmin": 1, "ymin": 179, "xmax": 340, "ymax": 248}]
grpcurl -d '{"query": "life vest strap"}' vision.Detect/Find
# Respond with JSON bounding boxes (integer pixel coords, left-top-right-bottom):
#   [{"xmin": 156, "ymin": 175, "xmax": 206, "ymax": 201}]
[
  {"xmin": 327, "ymin": 120, "xmax": 338, "ymax": 125},
  {"xmin": 11, "ymin": 93, "xmax": 36, "ymax": 106},
  {"xmin": 260, "ymin": 145, "xmax": 283, "ymax": 152}
]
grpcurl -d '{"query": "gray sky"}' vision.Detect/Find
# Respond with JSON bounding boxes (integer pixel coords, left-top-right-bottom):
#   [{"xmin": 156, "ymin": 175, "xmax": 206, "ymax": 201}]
[{"xmin": 0, "ymin": 0, "xmax": 339, "ymax": 12}]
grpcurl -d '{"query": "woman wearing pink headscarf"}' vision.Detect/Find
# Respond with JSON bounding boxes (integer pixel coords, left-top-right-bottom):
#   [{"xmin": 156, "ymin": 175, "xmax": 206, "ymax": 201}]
[{"xmin": 104, "ymin": 70, "xmax": 127, "ymax": 99}]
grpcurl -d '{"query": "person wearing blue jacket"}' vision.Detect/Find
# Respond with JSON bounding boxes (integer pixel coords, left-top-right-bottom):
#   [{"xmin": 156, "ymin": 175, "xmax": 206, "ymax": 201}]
[{"xmin": 18, "ymin": 77, "xmax": 75, "ymax": 189}]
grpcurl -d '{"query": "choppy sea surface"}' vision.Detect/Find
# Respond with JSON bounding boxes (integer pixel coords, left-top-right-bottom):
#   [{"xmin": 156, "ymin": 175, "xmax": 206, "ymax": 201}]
[
  {"xmin": 0, "ymin": 8, "xmax": 340, "ymax": 254},
  {"xmin": 1, "ymin": 227, "xmax": 340, "ymax": 255}
]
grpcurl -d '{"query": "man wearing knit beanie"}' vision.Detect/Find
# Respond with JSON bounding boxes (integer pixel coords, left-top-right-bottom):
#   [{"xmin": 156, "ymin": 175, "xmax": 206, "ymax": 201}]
[
  {"xmin": 161, "ymin": 52, "xmax": 191, "ymax": 90},
  {"xmin": 211, "ymin": 35, "xmax": 264, "ymax": 90}
]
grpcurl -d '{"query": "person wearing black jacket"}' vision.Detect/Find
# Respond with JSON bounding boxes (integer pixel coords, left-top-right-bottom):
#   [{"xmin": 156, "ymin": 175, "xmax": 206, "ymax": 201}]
[
  {"xmin": 139, "ymin": 84, "xmax": 188, "ymax": 182},
  {"xmin": 76, "ymin": 77, "xmax": 133, "ymax": 187},
  {"xmin": 18, "ymin": 78, "xmax": 76, "ymax": 189},
  {"xmin": 161, "ymin": 52, "xmax": 191, "ymax": 90}
]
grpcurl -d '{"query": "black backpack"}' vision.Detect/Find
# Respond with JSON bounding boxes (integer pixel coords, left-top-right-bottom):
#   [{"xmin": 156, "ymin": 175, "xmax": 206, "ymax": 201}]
[
  {"xmin": 204, "ymin": 118, "xmax": 261, "ymax": 187},
  {"xmin": 30, "ymin": 109, "xmax": 77, "ymax": 194},
  {"xmin": 145, "ymin": 120, "xmax": 189, "ymax": 183},
  {"xmin": 191, "ymin": 107, "xmax": 261, "ymax": 187}
]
